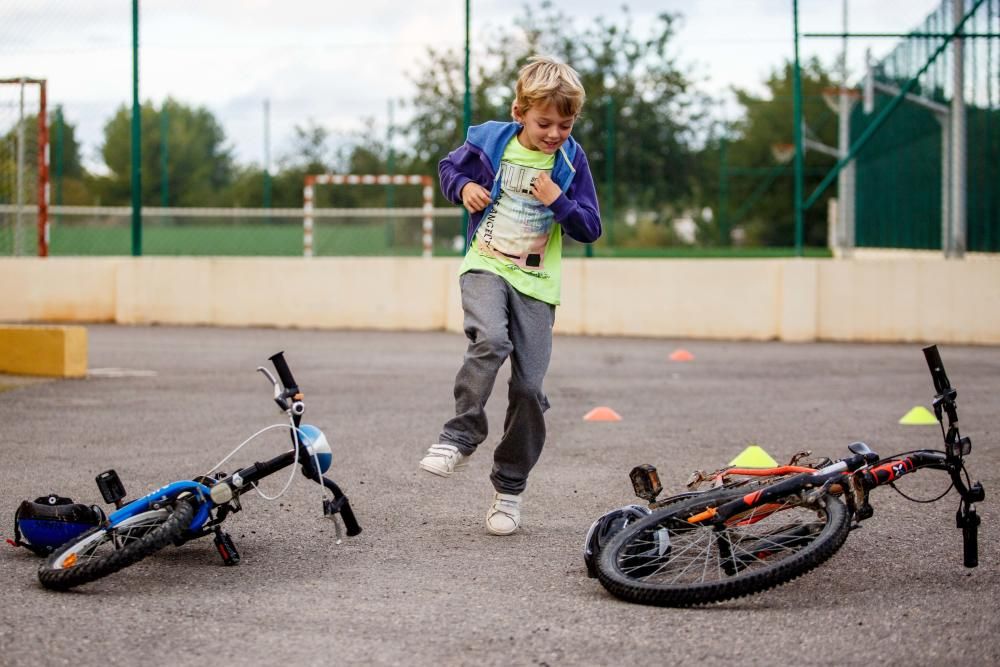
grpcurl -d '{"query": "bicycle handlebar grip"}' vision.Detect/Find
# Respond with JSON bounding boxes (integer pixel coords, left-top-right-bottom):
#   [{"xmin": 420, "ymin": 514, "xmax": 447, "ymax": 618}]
[
  {"xmin": 268, "ymin": 351, "xmax": 299, "ymax": 390},
  {"xmin": 340, "ymin": 497, "xmax": 362, "ymax": 537},
  {"xmin": 922, "ymin": 345, "xmax": 951, "ymax": 395},
  {"xmin": 960, "ymin": 506, "xmax": 979, "ymax": 568}
]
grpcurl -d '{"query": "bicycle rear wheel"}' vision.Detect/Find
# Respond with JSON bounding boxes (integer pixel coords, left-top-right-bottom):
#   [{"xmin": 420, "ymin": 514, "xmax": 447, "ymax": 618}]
[
  {"xmin": 38, "ymin": 499, "xmax": 195, "ymax": 591},
  {"xmin": 596, "ymin": 491, "xmax": 849, "ymax": 606}
]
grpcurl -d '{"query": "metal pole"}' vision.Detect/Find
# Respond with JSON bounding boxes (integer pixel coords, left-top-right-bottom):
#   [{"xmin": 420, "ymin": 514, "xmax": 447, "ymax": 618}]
[
  {"xmin": 263, "ymin": 98, "xmax": 272, "ymax": 212},
  {"xmin": 131, "ymin": 0, "xmax": 142, "ymax": 256},
  {"xmin": 461, "ymin": 0, "xmax": 471, "ymax": 250},
  {"xmin": 792, "ymin": 0, "xmax": 805, "ymax": 255},
  {"xmin": 386, "ymin": 99, "xmax": 395, "ymax": 250},
  {"xmin": 837, "ymin": 0, "xmax": 855, "ymax": 257},
  {"xmin": 37, "ymin": 80, "xmax": 48, "ymax": 256},
  {"xmin": 160, "ymin": 105, "xmax": 168, "ymax": 207},
  {"xmin": 950, "ymin": 0, "xmax": 967, "ymax": 258},
  {"xmin": 303, "ymin": 176, "xmax": 314, "ymax": 258},
  {"xmin": 941, "ymin": 114, "xmax": 952, "ymax": 254},
  {"xmin": 387, "ymin": 99, "xmax": 395, "ymax": 209},
  {"xmin": 422, "ymin": 176, "xmax": 433, "ymax": 258},
  {"xmin": 54, "ymin": 106, "xmax": 63, "ymax": 210},
  {"xmin": 604, "ymin": 95, "xmax": 615, "ymax": 248},
  {"xmin": 15, "ymin": 78, "xmax": 25, "ymax": 255},
  {"xmin": 719, "ymin": 135, "xmax": 729, "ymax": 245}
]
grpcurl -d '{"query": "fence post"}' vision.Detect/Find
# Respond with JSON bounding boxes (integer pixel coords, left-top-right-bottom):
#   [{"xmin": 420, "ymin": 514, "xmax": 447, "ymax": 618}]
[
  {"xmin": 37, "ymin": 79, "xmax": 48, "ymax": 257},
  {"xmin": 422, "ymin": 176, "xmax": 433, "ymax": 258},
  {"xmin": 949, "ymin": 0, "xmax": 967, "ymax": 258},
  {"xmin": 303, "ymin": 176, "xmax": 314, "ymax": 258},
  {"xmin": 130, "ymin": 0, "xmax": 142, "ymax": 257}
]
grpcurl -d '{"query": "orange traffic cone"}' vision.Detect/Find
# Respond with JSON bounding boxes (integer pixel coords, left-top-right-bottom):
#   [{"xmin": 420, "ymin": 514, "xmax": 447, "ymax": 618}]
[
  {"xmin": 669, "ymin": 348, "xmax": 694, "ymax": 362},
  {"xmin": 583, "ymin": 406, "xmax": 622, "ymax": 421}
]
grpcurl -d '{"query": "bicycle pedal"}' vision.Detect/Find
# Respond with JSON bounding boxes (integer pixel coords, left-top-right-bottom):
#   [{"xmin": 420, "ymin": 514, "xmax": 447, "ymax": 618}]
[
  {"xmin": 213, "ymin": 528, "xmax": 240, "ymax": 566},
  {"xmin": 96, "ymin": 469, "xmax": 127, "ymax": 508}
]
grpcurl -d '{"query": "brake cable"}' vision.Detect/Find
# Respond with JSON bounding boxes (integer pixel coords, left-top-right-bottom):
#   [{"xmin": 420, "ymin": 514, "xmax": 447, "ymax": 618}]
[{"xmin": 873, "ymin": 449, "xmax": 956, "ymax": 504}]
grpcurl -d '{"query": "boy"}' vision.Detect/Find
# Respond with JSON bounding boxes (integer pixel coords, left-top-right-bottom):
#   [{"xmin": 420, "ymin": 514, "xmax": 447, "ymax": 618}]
[{"xmin": 420, "ymin": 56, "xmax": 601, "ymax": 535}]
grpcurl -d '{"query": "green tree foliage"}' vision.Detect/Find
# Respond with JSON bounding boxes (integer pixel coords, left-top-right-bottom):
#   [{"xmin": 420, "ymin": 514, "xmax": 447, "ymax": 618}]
[
  {"xmin": 404, "ymin": 2, "xmax": 708, "ymax": 217},
  {"xmin": 40, "ymin": 7, "xmax": 845, "ymax": 251},
  {"xmin": 1, "ymin": 110, "xmax": 85, "ymax": 203},
  {"xmin": 95, "ymin": 97, "xmax": 235, "ymax": 206},
  {"xmin": 49, "ymin": 109, "xmax": 85, "ymax": 179},
  {"xmin": 701, "ymin": 58, "xmax": 839, "ymax": 246}
]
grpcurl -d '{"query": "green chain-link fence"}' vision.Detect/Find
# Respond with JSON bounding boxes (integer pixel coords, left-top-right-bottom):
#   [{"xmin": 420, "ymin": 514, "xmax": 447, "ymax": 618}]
[{"xmin": 854, "ymin": 0, "xmax": 998, "ymax": 252}]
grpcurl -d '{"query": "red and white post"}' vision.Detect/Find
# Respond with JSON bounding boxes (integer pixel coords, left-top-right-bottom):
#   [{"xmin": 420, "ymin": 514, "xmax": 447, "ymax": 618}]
[
  {"xmin": 0, "ymin": 77, "xmax": 48, "ymax": 256},
  {"xmin": 37, "ymin": 79, "xmax": 49, "ymax": 257}
]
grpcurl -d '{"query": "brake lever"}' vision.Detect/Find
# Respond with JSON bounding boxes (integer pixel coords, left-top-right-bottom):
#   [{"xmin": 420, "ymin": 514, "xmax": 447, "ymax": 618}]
[
  {"xmin": 257, "ymin": 366, "xmax": 289, "ymax": 410},
  {"xmin": 257, "ymin": 366, "xmax": 280, "ymax": 393}
]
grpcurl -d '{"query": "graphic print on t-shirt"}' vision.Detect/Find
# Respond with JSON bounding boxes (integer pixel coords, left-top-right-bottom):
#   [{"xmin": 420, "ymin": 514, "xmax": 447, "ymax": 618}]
[{"xmin": 476, "ymin": 160, "xmax": 554, "ymax": 272}]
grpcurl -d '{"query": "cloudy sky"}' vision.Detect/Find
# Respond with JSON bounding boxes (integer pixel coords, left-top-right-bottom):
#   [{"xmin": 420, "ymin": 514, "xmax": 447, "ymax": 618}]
[{"xmin": 0, "ymin": 0, "xmax": 943, "ymax": 171}]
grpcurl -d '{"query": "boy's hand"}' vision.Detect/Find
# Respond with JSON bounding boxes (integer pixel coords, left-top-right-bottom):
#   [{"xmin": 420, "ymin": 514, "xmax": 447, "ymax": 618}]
[
  {"xmin": 530, "ymin": 173, "xmax": 561, "ymax": 206},
  {"xmin": 460, "ymin": 182, "xmax": 492, "ymax": 213}
]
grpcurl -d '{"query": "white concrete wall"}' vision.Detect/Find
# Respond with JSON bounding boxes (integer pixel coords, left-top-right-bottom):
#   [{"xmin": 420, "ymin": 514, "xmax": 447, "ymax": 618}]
[{"xmin": 2, "ymin": 256, "xmax": 998, "ymax": 344}]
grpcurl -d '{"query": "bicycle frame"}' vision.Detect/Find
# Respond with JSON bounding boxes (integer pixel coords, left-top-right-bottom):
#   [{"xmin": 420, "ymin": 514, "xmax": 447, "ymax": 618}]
[
  {"xmin": 684, "ymin": 448, "xmax": 954, "ymax": 526},
  {"xmin": 106, "ymin": 480, "xmax": 214, "ymax": 534}
]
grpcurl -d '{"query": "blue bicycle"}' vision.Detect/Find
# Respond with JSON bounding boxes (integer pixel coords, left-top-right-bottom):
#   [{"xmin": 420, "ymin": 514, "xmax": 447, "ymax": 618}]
[{"xmin": 38, "ymin": 352, "xmax": 360, "ymax": 591}]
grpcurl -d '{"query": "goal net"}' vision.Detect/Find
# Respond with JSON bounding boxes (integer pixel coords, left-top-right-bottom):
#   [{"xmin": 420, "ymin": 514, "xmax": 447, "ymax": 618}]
[{"xmin": 0, "ymin": 77, "xmax": 49, "ymax": 256}]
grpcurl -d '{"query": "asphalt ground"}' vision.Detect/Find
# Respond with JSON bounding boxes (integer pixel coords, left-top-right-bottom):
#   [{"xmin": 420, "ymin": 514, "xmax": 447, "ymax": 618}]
[{"xmin": 1, "ymin": 325, "xmax": 998, "ymax": 666}]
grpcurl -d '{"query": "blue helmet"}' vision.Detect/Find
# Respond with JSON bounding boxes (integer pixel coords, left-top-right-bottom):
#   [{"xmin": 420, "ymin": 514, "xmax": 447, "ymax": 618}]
[
  {"xmin": 297, "ymin": 424, "xmax": 333, "ymax": 474},
  {"xmin": 13, "ymin": 495, "xmax": 105, "ymax": 556}
]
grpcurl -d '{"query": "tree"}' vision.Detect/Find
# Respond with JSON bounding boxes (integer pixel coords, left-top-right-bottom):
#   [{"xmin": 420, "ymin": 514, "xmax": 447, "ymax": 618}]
[
  {"xmin": 403, "ymin": 2, "xmax": 708, "ymax": 220},
  {"xmin": 1, "ymin": 110, "xmax": 86, "ymax": 203},
  {"xmin": 96, "ymin": 98, "xmax": 235, "ymax": 206},
  {"xmin": 281, "ymin": 119, "xmax": 332, "ymax": 174},
  {"xmin": 704, "ymin": 58, "xmax": 839, "ymax": 246}
]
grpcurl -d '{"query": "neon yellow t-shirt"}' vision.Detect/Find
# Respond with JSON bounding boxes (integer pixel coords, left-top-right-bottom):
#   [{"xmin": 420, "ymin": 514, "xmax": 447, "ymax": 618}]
[{"xmin": 459, "ymin": 135, "xmax": 562, "ymax": 305}]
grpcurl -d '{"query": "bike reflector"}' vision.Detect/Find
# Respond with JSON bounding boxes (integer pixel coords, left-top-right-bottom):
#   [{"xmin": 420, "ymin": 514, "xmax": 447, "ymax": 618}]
[{"xmin": 298, "ymin": 424, "xmax": 332, "ymax": 474}]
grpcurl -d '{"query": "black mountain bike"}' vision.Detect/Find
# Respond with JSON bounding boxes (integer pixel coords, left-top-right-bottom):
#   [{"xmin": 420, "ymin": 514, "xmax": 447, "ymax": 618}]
[{"xmin": 589, "ymin": 345, "xmax": 984, "ymax": 607}]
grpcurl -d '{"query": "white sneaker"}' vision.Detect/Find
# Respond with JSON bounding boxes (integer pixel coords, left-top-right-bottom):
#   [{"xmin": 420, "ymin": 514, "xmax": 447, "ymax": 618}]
[
  {"xmin": 419, "ymin": 444, "xmax": 468, "ymax": 477},
  {"xmin": 486, "ymin": 492, "xmax": 522, "ymax": 536}
]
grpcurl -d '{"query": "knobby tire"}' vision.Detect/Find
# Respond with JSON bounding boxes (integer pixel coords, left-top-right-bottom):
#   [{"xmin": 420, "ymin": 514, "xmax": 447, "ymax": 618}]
[
  {"xmin": 38, "ymin": 499, "xmax": 196, "ymax": 591},
  {"xmin": 596, "ymin": 491, "xmax": 850, "ymax": 606}
]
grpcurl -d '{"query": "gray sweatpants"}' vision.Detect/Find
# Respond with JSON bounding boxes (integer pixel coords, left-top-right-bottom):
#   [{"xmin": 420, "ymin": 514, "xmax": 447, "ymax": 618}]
[{"xmin": 439, "ymin": 271, "xmax": 555, "ymax": 495}]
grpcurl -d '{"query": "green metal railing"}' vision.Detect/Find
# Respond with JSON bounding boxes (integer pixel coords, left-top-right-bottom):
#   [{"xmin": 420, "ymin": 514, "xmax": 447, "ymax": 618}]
[{"xmin": 794, "ymin": 0, "xmax": 998, "ymax": 255}]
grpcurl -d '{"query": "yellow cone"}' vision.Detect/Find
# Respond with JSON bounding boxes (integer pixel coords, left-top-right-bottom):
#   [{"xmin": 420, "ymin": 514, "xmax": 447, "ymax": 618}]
[
  {"xmin": 728, "ymin": 445, "xmax": 779, "ymax": 468},
  {"xmin": 899, "ymin": 406, "xmax": 938, "ymax": 425}
]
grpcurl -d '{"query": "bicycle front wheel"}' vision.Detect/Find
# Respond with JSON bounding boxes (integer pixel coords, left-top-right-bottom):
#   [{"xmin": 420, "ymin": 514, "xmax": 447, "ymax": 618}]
[
  {"xmin": 597, "ymin": 492, "xmax": 850, "ymax": 606},
  {"xmin": 38, "ymin": 499, "xmax": 195, "ymax": 591}
]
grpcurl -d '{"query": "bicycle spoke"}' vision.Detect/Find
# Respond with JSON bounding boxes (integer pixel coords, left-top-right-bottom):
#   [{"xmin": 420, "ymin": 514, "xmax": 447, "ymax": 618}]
[
  {"xmin": 599, "ymin": 488, "xmax": 851, "ymax": 606},
  {"xmin": 615, "ymin": 500, "xmax": 830, "ymax": 585},
  {"xmin": 55, "ymin": 510, "xmax": 170, "ymax": 567}
]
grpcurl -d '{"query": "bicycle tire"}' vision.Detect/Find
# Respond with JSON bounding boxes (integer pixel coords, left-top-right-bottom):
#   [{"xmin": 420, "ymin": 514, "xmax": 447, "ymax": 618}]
[
  {"xmin": 38, "ymin": 498, "xmax": 196, "ymax": 591},
  {"xmin": 596, "ymin": 490, "xmax": 850, "ymax": 606}
]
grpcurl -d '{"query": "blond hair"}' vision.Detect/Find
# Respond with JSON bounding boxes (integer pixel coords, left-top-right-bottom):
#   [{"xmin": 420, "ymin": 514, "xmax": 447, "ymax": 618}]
[{"xmin": 513, "ymin": 55, "xmax": 586, "ymax": 119}]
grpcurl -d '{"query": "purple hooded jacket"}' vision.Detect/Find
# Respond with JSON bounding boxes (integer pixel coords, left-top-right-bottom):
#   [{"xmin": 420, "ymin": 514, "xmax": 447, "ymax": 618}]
[{"xmin": 438, "ymin": 121, "xmax": 602, "ymax": 248}]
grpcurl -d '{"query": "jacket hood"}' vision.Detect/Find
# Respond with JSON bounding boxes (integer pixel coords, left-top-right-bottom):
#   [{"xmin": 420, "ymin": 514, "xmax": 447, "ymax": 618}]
[{"xmin": 466, "ymin": 121, "xmax": 579, "ymax": 174}]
